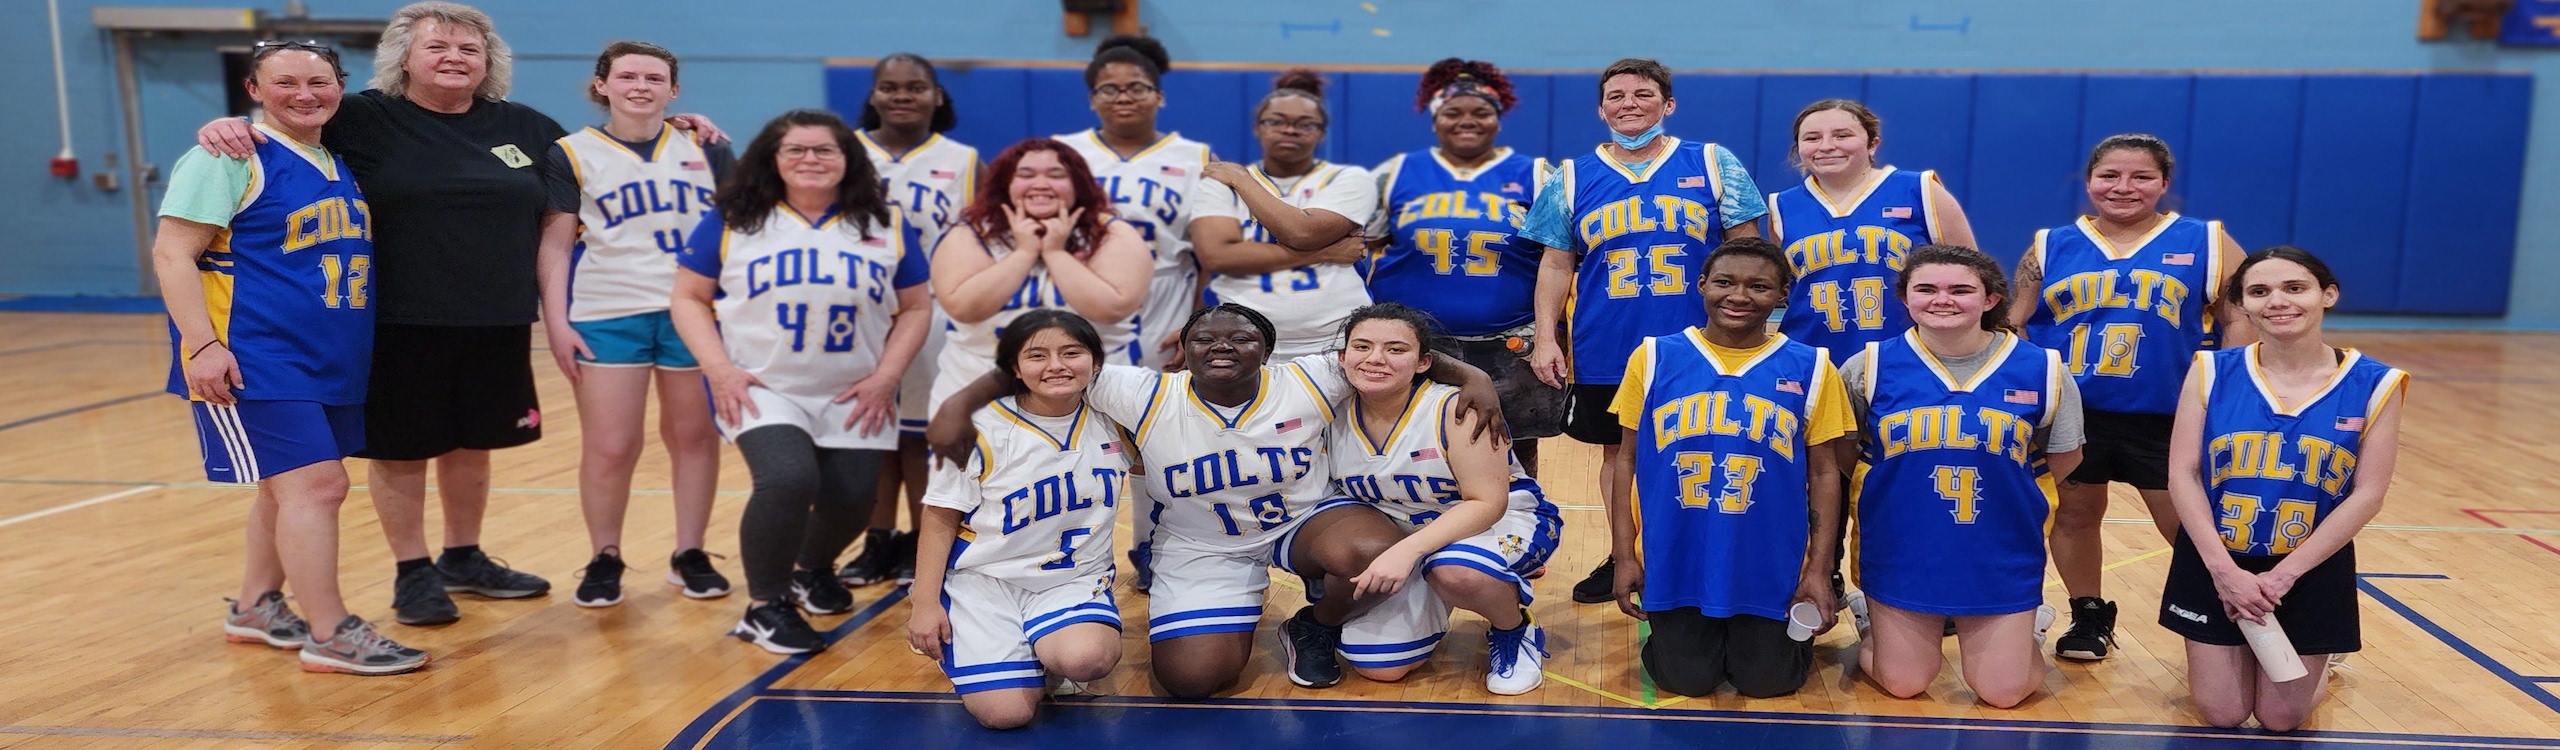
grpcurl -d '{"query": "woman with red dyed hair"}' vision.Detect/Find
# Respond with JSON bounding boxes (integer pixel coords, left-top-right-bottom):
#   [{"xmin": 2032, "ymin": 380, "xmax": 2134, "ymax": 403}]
[{"xmin": 928, "ymin": 138, "xmax": 1152, "ymax": 416}]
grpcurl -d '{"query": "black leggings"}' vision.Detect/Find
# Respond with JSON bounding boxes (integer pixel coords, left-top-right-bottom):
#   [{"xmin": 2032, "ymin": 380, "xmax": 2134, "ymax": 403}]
[{"xmin": 735, "ymin": 426, "xmax": 886, "ymax": 602}]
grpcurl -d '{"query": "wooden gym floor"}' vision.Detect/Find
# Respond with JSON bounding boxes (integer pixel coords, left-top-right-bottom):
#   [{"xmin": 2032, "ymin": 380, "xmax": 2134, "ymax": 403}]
[{"xmin": 0, "ymin": 310, "xmax": 2556, "ymax": 748}]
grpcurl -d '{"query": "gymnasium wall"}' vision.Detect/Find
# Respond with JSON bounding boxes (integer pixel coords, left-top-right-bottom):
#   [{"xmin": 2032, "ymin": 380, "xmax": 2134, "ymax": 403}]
[{"xmin": 2, "ymin": 0, "xmax": 2553, "ymax": 322}]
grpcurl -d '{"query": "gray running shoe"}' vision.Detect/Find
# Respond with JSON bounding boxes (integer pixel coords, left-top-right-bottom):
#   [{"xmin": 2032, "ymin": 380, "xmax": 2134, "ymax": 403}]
[
  {"xmin": 301, "ymin": 615, "xmax": 429, "ymax": 675},
  {"xmin": 438, "ymin": 549, "xmax": 552, "ymax": 599},
  {"xmin": 391, "ymin": 565, "xmax": 460, "ymax": 626},
  {"xmin": 222, "ymin": 591, "xmax": 308, "ymax": 649}
]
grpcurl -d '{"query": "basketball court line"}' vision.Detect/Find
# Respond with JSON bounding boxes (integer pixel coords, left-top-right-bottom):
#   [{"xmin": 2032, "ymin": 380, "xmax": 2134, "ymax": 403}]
[
  {"xmin": 0, "ymin": 485, "xmax": 159, "ymax": 529},
  {"xmin": 2460, "ymin": 509, "xmax": 2560, "ymax": 558},
  {"xmin": 665, "ymin": 588, "xmax": 910, "ymax": 750},
  {"xmin": 0, "ymin": 390, "xmax": 161, "ymax": 432},
  {"xmin": 0, "ymin": 724, "xmax": 470, "ymax": 743},
  {"xmin": 2358, "ymin": 573, "xmax": 2560, "ymax": 714}
]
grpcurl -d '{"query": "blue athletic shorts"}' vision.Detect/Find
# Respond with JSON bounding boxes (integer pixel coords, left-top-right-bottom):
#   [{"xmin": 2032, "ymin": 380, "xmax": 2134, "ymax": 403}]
[
  {"xmin": 191, "ymin": 400, "xmax": 365, "ymax": 484},
  {"xmin": 570, "ymin": 310, "xmax": 699, "ymax": 369}
]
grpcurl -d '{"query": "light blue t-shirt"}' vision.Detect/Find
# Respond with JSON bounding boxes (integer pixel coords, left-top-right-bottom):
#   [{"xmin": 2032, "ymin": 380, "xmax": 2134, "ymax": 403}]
[{"xmin": 1517, "ymin": 143, "xmax": 1767, "ymax": 251}]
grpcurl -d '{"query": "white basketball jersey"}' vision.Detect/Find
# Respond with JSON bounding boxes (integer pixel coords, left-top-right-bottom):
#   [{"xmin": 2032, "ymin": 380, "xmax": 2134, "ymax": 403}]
[
  {"xmin": 1084, "ymin": 355, "xmax": 1351, "ymax": 554},
  {"xmin": 706, "ymin": 205, "xmax": 922, "ymax": 400},
  {"xmin": 559, "ymin": 124, "xmax": 717, "ymax": 322},
  {"xmin": 1326, "ymin": 382, "xmax": 1539, "ymax": 523},
  {"xmin": 934, "ymin": 229, "xmax": 1142, "ymax": 393},
  {"xmin": 925, "ymin": 398, "xmax": 1133, "ymax": 588},
  {"xmin": 1058, "ymin": 129, "xmax": 1210, "ymax": 276},
  {"xmin": 1195, "ymin": 162, "xmax": 1379, "ymax": 358},
  {"xmin": 861, "ymin": 131, "xmax": 978, "ymax": 257}
]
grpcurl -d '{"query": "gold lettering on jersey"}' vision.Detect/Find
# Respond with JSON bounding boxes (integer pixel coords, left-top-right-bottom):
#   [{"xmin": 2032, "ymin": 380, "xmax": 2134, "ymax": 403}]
[
  {"xmin": 1576, "ymin": 195, "xmax": 1713, "ymax": 247},
  {"xmin": 1879, "ymin": 405, "xmax": 2036, "ymax": 465},
  {"xmin": 1395, "ymin": 190, "xmax": 1525, "ymax": 230},
  {"xmin": 1649, "ymin": 390, "xmax": 1800, "ymax": 461},
  {"xmin": 2042, "ymin": 270, "xmax": 2192, "ymax": 327},
  {"xmin": 2207, "ymin": 432, "xmax": 2357, "ymax": 494},
  {"xmin": 283, "ymin": 197, "xmax": 370, "ymax": 253},
  {"xmin": 1786, "ymin": 226, "xmax": 1913, "ymax": 275}
]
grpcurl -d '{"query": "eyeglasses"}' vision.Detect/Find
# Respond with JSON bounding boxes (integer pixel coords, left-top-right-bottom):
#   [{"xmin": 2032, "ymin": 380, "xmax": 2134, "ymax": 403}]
[
  {"xmin": 1256, "ymin": 117, "xmax": 1325, "ymax": 134},
  {"xmin": 1092, "ymin": 83, "xmax": 1159, "ymax": 101},
  {"xmin": 252, "ymin": 39, "xmax": 341, "ymax": 65},
  {"xmin": 779, "ymin": 145, "xmax": 845, "ymax": 161}
]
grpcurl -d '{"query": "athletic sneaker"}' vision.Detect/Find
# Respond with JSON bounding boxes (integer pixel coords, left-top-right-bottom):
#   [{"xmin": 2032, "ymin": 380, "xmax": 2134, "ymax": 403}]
[
  {"xmin": 730, "ymin": 599, "xmax": 827, "ymax": 655},
  {"xmin": 2033, "ymin": 604, "xmax": 2059, "ymax": 647},
  {"xmin": 1049, "ymin": 675, "xmax": 1106, "ymax": 697},
  {"xmin": 1485, "ymin": 614, "xmax": 1549, "ymax": 695},
  {"xmin": 223, "ymin": 591, "xmax": 308, "ymax": 649},
  {"xmin": 891, "ymin": 530, "xmax": 918, "ymax": 586},
  {"xmin": 390, "ymin": 564, "xmax": 460, "ymax": 626},
  {"xmin": 2055, "ymin": 597, "xmax": 2118, "ymax": 661},
  {"xmin": 574, "ymin": 550, "xmax": 625, "ymax": 608},
  {"xmin": 1844, "ymin": 588, "xmax": 1872, "ymax": 638},
  {"xmin": 668, "ymin": 548, "xmax": 732, "ymax": 599},
  {"xmin": 1278, "ymin": 606, "xmax": 1344, "ymax": 688},
  {"xmin": 1126, "ymin": 547, "xmax": 1155, "ymax": 595},
  {"xmin": 791, "ymin": 568, "xmax": 856, "ymax": 615},
  {"xmin": 301, "ymin": 615, "xmax": 429, "ymax": 675},
  {"xmin": 1570, "ymin": 557, "xmax": 1617, "ymax": 605},
  {"xmin": 438, "ymin": 549, "xmax": 552, "ymax": 599},
  {"xmin": 837, "ymin": 529, "xmax": 894, "ymax": 586}
]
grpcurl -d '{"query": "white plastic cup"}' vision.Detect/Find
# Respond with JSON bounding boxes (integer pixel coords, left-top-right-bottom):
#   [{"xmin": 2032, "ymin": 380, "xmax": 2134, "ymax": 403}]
[
  {"xmin": 1786, "ymin": 601, "xmax": 1823, "ymax": 642},
  {"xmin": 2237, "ymin": 614, "xmax": 2310, "ymax": 682}
]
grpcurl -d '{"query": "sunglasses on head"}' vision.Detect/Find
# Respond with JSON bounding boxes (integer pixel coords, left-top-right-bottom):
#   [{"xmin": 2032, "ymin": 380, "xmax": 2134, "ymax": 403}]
[{"xmin": 252, "ymin": 39, "xmax": 341, "ymax": 64}]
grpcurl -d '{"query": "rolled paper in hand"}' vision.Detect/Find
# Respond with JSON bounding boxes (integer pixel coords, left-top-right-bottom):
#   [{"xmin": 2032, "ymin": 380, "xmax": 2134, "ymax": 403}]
[{"xmin": 2237, "ymin": 614, "xmax": 2310, "ymax": 682}]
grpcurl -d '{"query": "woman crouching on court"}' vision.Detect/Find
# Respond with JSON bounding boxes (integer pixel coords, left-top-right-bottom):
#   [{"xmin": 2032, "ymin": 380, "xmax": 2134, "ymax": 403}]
[
  {"xmin": 671, "ymin": 109, "xmax": 932, "ymax": 655},
  {"xmin": 1608, "ymin": 239, "xmax": 1851, "ymax": 698},
  {"xmin": 907, "ymin": 310, "xmax": 1129, "ymax": 728},
  {"xmin": 2161, "ymin": 247, "xmax": 2404, "ymax": 732},
  {"xmin": 1308, "ymin": 303, "xmax": 1563, "ymax": 695},
  {"xmin": 1845, "ymin": 245, "xmax": 2083, "ymax": 708},
  {"xmin": 932, "ymin": 303, "xmax": 1497, "ymax": 698},
  {"xmin": 155, "ymin": 40, "xmax": 426, "ymax": 676}
]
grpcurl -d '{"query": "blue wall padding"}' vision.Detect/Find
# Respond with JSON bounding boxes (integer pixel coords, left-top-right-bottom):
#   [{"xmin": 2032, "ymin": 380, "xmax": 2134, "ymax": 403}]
[{"xmin": 825, "ymin": 66, "xmax": 2532, "ymax": 315}]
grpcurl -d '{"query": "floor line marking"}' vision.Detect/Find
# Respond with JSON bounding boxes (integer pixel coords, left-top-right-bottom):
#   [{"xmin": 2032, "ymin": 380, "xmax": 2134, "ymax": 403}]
[
  {"xmin": 0, "ymin": 724, "xmax": 469, "ymax": 743},
  {"xmin": 2460, "ymin": 509, "xmax": 2560, "ymax": 558},
  {"xmin": 664, "ymin": 588, "xmax": 908, "ymax": 750},
  {"xmin": 2045, "ymin": 545, "xmax": 2174, "ymax": 588},
  {"xmin": 1538, "ymin": 669, "xmax": 1651, "ymax": 709},
  {"xmin": 0, "ymin": 485, "xmax": 160, "ymax": 529},
  {"xmin": 2358, "ymin": 574, "xmax": 2560, "ymax": 714},
  {"xmin": 0, "ymin": 390, "xmax": 161, "ymax": 432}
]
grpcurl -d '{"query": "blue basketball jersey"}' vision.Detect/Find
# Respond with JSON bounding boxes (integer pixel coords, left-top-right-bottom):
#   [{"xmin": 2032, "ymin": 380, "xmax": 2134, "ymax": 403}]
[
  {"xmin": 1629, "ymin": 330, "xmax": 1827, "ymax": 619},
  {"xmin": 2023, "ymin": 213, "xmax": 2229, "ymax": 415},
  {"xmin": 2196, "ymin": 346, "xmax": 2406, "ymax": 558},
  {"xmin": 1368, "ymin": 148, "xmax": 1543, "ymax": 336},
  {"xmin": 1554, "ymin": 139, "xmax": 1727, "ymax": 384},
  {"xmin": 165, "ymin": 133, "xmax": 373, "ymax": 405},
  {"xmin": 1770, "ymin": 167, "xmax": 1938, "ymax": 362},
  {"xmin": 1855, "ymin": 332, "xmax": 2061, "ymax": 616}
]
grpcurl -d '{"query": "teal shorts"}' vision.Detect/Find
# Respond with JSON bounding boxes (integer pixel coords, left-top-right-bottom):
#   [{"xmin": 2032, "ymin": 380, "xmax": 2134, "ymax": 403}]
[{"xmin": 569, "ymin": 311, "xmax": 699, "ymax": 369}]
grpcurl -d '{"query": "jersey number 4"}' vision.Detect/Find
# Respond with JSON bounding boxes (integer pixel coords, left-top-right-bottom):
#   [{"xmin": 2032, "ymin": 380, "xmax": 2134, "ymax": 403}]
[{"xmin": 1934, "ymin": 466, "xmax": 1982, "ymax": 523}]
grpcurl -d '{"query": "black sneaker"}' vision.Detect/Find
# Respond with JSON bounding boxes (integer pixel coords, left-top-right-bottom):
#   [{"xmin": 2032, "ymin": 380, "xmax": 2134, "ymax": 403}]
[
  {"xmin": 391, "ymin": 565, "xmax": 460, "ymax": 626},
  {"xmin": 574, "ymin": 550, "xmax": 625, "ymax": 608},
  {"xmin": 668, "ymin": 548, "xmax": 732, "ymax": 599},
  {"xmin": 891, "ymin": 530, "xmax": 918, "ymax": 586},
  {"xmin": 2056, "ymin": 597, "xmax": 2118, "ymax": 661},
  {"xmin": 1278, "ymin": 606, "xmax": 1344, "ymax": 688},
  {"xmin": 1127, "ymin": 547, "xmax": 1156, "ymax": 595},
  {"xmin": 1570, "ymin": 557, "xmax": 1617, "ymax": 605},
  {"xmin": 730, "ymin": 599, "xmax": 826, "ymax": 655},
  {"xmin": 836, "ymin": 529, "xmax": 894, "ymax": 586},
  {"xmin": 791, "ymin": 568, "xmax": 855, "ymax": 615},
  {"xmin": 438, "ymin": 549, "xmax": 552, "ymax": 599}
]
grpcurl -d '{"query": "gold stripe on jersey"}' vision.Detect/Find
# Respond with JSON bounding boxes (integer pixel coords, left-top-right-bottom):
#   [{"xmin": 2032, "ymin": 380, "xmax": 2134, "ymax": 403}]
[
  {"xmin": 2073, "ymin": 211, "xmax": 2183, "ymax": 262},
  {"xmin": 1350, "ymin": 384, "xmax": 1428, "ymax": 456},
  {"xmin": 1909, "ymin": 331, "xmax": 2020, "ymax": 393},
  {"xmin": 1593, "ymin": 139, "xmax": 1675, "ymax": 183},
  {"xmin": 1081, "ymin": 130, "xmax": 1185, "ymax": 163},
  {"xmin": 1802, "ymin": 165, "xmax": 1897, "ymax": 219},
  {"xmin": 1132, "ymin": 375, "xmax": 1171, "ymax": 443},
  {"xmin": 991, "ymin": 401, "xmax": 1089, "ymax": 452},
  {"xmin": 1184, "ymin": 372, "xmax": 1272, "ymax": 430},
  {"xmin": 585, "ymin": 123, "xmax": 678, "ymax": 163},
  {"xmin": 1284, "ymin": 363, "xmax": 1333, "ymax": 423}
]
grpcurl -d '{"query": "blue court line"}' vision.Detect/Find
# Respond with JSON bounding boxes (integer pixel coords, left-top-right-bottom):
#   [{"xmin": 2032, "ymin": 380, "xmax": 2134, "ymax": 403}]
[
  {"xmin": 0, "ymin": 340, "xmax": 128, "ymax": 358},
  {"xmin": 2357, "ymin": 573, "xmax": 2560, "ymax": 714},
  {"xmin": 735, "ymin": 689, "xmax": 2560, "ymax": 749},
  {"xmin": 662, "ymin": 587, "xmax": 909, "ymax": 750},
  {"xmin": 0, "ymin": 391, "xmax": 163, "ymax": 433}
]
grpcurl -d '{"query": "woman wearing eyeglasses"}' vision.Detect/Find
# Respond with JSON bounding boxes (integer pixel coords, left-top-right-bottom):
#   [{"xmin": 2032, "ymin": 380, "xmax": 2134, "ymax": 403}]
[
  {"xmin": 1189, "ymin": 69, "xmax": 1378, "ymax": 362},
  {"xmin": 1057, "ymin": 36, "xmax": 1213, "ymax": 374}
]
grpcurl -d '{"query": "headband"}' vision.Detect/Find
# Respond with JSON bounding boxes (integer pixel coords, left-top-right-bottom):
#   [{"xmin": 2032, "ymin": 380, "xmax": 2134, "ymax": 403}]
[{"xmin": 1427, "ymin": 76, "xmax": 1504, "ymax": 116}]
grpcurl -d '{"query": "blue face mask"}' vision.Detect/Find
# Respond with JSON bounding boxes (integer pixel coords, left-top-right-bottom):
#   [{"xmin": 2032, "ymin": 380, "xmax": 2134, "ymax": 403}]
[{"xmin": 1612, "ymin": 122, "xmax": 1664, "ymax": 151}]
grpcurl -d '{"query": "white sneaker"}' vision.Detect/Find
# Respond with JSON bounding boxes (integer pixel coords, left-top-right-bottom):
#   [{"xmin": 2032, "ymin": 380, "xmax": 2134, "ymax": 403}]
[
  {"xmin": 2034, "ymin": 604, "xmax": 2059, "ymax": 647},
  {"xmin": 1485, "ymin": 620, "xmax": 1548, "ymax": 695},
  {"xmin": 1844, "ymin": 588, "xmax": 1872, "ymax": 639}
]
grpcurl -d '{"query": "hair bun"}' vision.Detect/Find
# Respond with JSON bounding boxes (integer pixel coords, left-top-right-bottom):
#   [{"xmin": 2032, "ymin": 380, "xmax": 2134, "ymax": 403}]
[
  {"xmin": 1094, "ymin": 35, "xmax": 1171, "ymax": 72},
  {"xmin": 1273, "ymin": 68, "xmax": 1327, "ymax": 97}
]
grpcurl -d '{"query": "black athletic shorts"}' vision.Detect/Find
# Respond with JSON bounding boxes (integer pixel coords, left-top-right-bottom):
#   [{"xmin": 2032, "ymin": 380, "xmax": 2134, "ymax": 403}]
[
  {"xmin": 1451, "ymin": 333, "xmax": 1567, "ymax": 441},
  {"xmin": 2159, "ymin": 534, "xmax": 2360, "ymax": 655},
  {"xmin": 1564, "ymin": 383, "xmax": 1625, "ymax": 445},
  {"xmin": 353, "ymin": 324, "xmax": 542, "ymax": 461},
  {"xmin": 1641, "ymin": 607, "xmax": 1814, "ymax": 698},
  {"xmin": 2067, "ymin": 409, "xmax": 2173, "ymax": 490}
]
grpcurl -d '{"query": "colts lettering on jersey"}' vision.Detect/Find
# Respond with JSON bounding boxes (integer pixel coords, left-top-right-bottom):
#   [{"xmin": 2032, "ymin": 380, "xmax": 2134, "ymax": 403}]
[
  {"xmin": 1161, "ymin": 447, "xmax": 1316, "ymax": 498},
  {"xmin": 2208, "ymin": 432, "xmax": 2357, "ymax": 495},
  {"xmin": 2041, "ymin": 269, "xmax": 2193, "ymax": 328},
  {"xmin": 1340, "ymin": 473, "xmax": 1458, "ymax": 507},
  {"xmin": 1874, "ymin": 405, "xmax": 2037, "ymax": 466},
  {"xmin": 1000, "ymin": 467, "xmax": 1126, "ymax": 534},
  {"xmin": 1398, "ymin": 190, "xmax": 1525, "ymax": 276},
  {"xmin": 283, "ymin": 197, "xmax": 370, "ymax": 252},
  {"xmin": 594, "ymin": 178, "xmax": 715, "ymax": 253},
  {"xmin": 744, "ymin": 247, "xmax": 895, "ymax": 303},
  {"xmin": 1786, "ymin": 226, "xmax": 1911, "ymax": 275},
  {"xmin": 1649, "ymin": 391, "xmax": 1801, "ymax": 461},
  {"xmin": 1099, "ymin": 174, "xmax": 1181, "ymax": 243},
  {"xmin": 1576, "ymin": 195, "xmax": 1713, "ymax": 246},
  {"xmin": 884, "ymin": 177, "xmax": 956, "ymax": 233}
]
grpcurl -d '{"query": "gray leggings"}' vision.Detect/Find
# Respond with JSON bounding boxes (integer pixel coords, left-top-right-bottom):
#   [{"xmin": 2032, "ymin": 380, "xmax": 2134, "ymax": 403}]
[{"xmin": 735, "ymin": 425, "xmax": 886, "ymax": 602}]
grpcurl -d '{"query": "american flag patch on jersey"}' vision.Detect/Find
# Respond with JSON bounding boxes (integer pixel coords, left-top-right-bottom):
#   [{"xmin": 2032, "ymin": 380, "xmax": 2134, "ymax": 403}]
[
  {"xmin": 1161, "ymin": 165, "xmax": 1187, "ymax": 177},
  {"xmin": 1775, "ymin": 378, "xmax": 1804, "ymax": 395},
  {"xmin": 1501, "ymin": 181, "xmax": 1524, "ymax": 194},
  {"xmin": 930, "ymin": 169, "xmax": 958, "ymax": 179},
  {"xmin": 1275, "ymin": 417, "xmax": 1305, "ymax": 433},
  {"xmin": 2162, "ymin": 253, "xmax": 2196, "ymax": 266},
  {"xmin": 1677, "ymin": 176, "xmax": 1706, "ymax": 188},
  {"xmin": 1410, "ymin": 447, "xmax": 1442, "ymax": 461},
  {"xmin": 680, "ymin": 160, "xmax": 708, "ymax": 171},
  {"xmin": 2004, "ymin": 389, "xmax": 2040, "ymax": 405},
  {"xmin": 2336, "ymin": 416, "xmax": 2366, "ymax": 432},
  {"xmin": 1882, "ymin": 206, "xmax": 1913, "ymax": 218}
]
